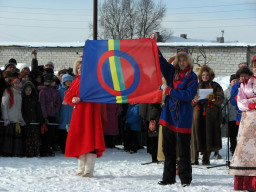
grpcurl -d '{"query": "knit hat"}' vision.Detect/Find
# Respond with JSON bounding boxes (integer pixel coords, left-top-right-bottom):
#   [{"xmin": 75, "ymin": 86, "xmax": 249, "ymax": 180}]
[
  {"xmin": 230, "ymin": 74, "xmax": 237, "ymax": 83},
  {"xmin": 18, "ymin": 63, "xmax": 30, "ymax": 72},
  {"xmin": 45, "ymin": 61, "xmax": 54, "ymax": 68},
  {"xmin": 62, "ymin": 74, "xmax": 73, "ymax": 84},
  {"xmin": 9, "ymin": 58, "xmax": 17, "ymax": 65},
  {"xmin": 4, "ymin": 63, "xmax": 15, "ymax": 70},
  {"xmin": 2, "ymin": 71, "xmax": 13, "ymax": 79},
  {"xmin": 19, "ymin": 72, "xmax": 30, "ymax": 80}
]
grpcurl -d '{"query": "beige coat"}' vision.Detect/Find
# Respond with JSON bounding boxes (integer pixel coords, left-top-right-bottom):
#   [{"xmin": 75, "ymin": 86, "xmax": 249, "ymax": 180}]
[{"xmin": 1, "ymin": 88, "xmax": 24, "ymax": 123}]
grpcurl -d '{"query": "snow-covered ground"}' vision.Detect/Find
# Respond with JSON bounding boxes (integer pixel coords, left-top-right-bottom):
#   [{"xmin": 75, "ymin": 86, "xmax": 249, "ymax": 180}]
[{"xmin": 0, "ymin": 138, "xmax": 234, "ymax": 192}]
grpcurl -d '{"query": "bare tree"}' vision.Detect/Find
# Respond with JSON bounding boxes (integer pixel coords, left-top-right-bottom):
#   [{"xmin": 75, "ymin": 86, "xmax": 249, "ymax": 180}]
[{"xmin": 98, "ymin": 0, "xmax": 172, "ymax": 40}]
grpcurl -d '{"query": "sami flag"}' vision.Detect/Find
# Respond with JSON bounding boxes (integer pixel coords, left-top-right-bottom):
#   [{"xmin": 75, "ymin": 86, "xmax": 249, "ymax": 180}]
[{"xmin": 79, "ymin": 38, "xmax": 162, "ymax": 103}]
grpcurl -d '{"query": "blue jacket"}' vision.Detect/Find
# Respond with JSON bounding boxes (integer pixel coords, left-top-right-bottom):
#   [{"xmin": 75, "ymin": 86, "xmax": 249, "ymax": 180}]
[
  {"xmin": 57, "ymin": 84, "xmax": 73, "ymax": 130},
  {"xmin": 126, "ymin": 104, "xmax": 141, "ymax": 132},
  {"xmin": 230, "ymin": 81, "xmax": 241, "ymax": 124},
  {"xmin": 158, "ymin": 51, "xmax": 198, "ymax": 133}
]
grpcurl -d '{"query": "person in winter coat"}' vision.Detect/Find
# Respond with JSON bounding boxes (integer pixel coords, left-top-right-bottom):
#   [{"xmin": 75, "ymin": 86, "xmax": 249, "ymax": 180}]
[
  {"xmin": 38, "ymin": 73, "xmax": 61, "ymax": 156},
  {"xmin": 230, "ymin": 66, "xmax": 252, "ymax": 126},
  {"xmin": 57, "ymin": 74, "xmax": 73, "ymax": 153},
  {"xmin": 124, "ymin": 103, "xmax": 141, "ymax": 154},
  {"xmin": 139, "ymin": 103, "xmax": 162, "ymax": 163},
  {"xmin": 64, "ymin": 58, "xmax": 105, "ymax": 177},
  {"xmin": 158, "ymin": 50, "xmax": 198, "ymax": 187},
  {"xmin": 22, "ymin": 81, "xmax": 43, "ymax": 157},
  {"xmin": 229, "ymin": 57, "xmax": 256, "ymax": 191},
  {"xmin": 29, "ymin": 69, "xmax": 43, "ymax": 92},
  {"xmin": 1, "ymin": 77, "xmax": 25, "ymax": 156},
  {"xmin": 223, "ymin": 74, "xmax": 239, "ymax": 155},
  {"xmin": 104, "ymin": 104, "xmax": 122, "ymax": 148},
  {"xmin": 192, "ymin": 66, "xmax": 224, "ymax": 165}
]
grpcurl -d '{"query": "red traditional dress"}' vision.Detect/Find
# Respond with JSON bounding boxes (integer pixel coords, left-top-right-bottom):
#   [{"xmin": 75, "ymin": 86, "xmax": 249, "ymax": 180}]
[{"xmin": 64, "ymin": 75, "xmax": 105, "ymax": 158}]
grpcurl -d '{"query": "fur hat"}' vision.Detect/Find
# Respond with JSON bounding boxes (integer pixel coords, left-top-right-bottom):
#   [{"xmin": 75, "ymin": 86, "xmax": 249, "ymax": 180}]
[
  {"xmin": 2, "ymin": 71, "xmax": 13, "ymax": 79},
  {"xmin": 197, "ymin": 65, "xmax": 215, "ymax": 83},
  {"xmin": 173, "ymin": 52, "xmax": 193, "ymax": 69}
]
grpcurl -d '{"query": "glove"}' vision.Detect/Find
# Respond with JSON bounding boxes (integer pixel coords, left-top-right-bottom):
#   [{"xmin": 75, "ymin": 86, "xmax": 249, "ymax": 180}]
[
  {"xmin": 248, "ymin": 103, "xmax": 256, "ymax": 109},
  {"xmin": 15, "ymin": 123, "xmax": 21, "ymax": 134},
  {"xmin": 159, "ymin": 84, "xmax": 168, "ymax": 91},
  {"xmin": 4, "ymin": 119, "xmax": 10, "ymax": 126},
  {"xmin": 20, "ymin": 121, "xmax": 26, "ymax": 126},
  {"xmin": 41, "ymin": 124, "xmax": 48, "ymax": 134}
]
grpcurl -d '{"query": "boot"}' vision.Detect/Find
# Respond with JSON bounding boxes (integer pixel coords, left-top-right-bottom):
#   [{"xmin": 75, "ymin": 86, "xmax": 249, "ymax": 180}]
[
  {"xmin": 77, "ymin": 154, "xmax": 86, "ymax": 176},
  {"xmin": 82, "ymin": 153, "xmax": 97, "ymax": 177}
]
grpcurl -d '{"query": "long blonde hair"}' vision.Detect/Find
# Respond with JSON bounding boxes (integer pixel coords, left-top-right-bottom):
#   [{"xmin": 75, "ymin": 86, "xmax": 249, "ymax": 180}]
[{"xmin": 73, "ymin": 58, "xmax": 82, "ymax": 76}]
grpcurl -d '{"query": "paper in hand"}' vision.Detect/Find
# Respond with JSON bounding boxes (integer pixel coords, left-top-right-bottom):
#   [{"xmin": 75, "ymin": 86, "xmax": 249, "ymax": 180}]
[{"xmin": 198, "ymin": 89, "xmax": 213, "ymax": 100}]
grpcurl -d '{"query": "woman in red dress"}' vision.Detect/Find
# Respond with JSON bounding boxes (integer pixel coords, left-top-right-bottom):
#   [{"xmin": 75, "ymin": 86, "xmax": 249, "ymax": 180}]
[{"xmin": 64, "ymin": 58, "xmax": 105, "ymax": 177}]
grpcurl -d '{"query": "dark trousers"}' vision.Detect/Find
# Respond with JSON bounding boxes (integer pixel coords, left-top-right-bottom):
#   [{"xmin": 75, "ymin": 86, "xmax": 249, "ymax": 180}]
[
  {"xmin": 104, "ymin": 135, "xmax": 115, "ymax": 148},
  {"xmin": 148, "ymin": 136, "xmax": 158, "ymax": 162},
  {"xmin": 162, "ymin": 126, "xmax": 192, "ymax": 184},
  {"xmin": 228, "ymin": 121, "xmax": 239, "ymax": 154},
  {"xmin": 40, "ymin": 116, "xmax": 56, "ymax": 154},
  {"xmin": 58, "ymin": 129, "xmax": 67, "ymax": 153},
  {"xmin": 124, "ymin": 128, "xmax": 138, "ymax": 152}
]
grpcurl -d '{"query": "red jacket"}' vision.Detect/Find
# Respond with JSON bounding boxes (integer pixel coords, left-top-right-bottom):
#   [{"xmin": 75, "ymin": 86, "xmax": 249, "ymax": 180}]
[{"xmin": 64, "ymin": 75, "xmax": 105, "ymax": 158}]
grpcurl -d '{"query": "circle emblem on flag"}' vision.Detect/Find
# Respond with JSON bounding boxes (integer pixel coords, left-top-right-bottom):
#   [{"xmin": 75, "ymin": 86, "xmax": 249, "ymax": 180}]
[{"xmin": 97, "ymin": 50, "xmax": 140, "ymax": 96}]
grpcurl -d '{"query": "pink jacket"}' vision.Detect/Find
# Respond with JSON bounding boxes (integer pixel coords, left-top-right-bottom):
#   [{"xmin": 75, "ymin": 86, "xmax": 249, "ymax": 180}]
[{"xmin": 237, "ymin": 76, "xmax": 256, "ymax": 111}]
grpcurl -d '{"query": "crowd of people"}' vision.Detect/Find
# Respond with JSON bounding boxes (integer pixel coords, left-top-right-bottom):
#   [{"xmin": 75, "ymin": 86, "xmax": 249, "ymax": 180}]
[{"xmin": 0, "ymin": 48, "xmax": 256, "ymax": 190}]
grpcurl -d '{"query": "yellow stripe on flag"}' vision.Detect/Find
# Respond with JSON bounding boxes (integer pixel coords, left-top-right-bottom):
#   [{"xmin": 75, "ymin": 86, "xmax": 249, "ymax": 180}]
[{"xmin": 108, "ymin": 40, "xmax": 122, "ymax": 103}]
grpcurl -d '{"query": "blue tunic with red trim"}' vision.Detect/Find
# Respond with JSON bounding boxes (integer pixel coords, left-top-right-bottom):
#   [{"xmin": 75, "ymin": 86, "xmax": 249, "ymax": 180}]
[
  {"xmin": 158, "ymin": 51, "xmax": 198, "ymax": 133},
  {"xmin": 230, "ymin": 81, "xmax": 242, "ymax": 125}
]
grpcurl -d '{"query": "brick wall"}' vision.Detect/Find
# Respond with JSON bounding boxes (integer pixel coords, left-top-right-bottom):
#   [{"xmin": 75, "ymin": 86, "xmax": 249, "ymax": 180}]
[
  {"xmin": 159, "ymin": 46, "xmax": 256, "ymax": 76},
  {"xmin": 0, "ymin": 45, "xmax": 256, "ymax": 76},
  {"xmin": 0, "ymin": 46, "xmax": 84, "ymax": 71}
]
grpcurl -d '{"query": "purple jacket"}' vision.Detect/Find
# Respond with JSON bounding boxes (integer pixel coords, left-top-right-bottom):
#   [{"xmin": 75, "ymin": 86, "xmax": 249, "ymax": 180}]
[
  {"xmin": 38, "ymin": 85, "xmax": 61, "ymax": 118},
  {"xmin": 104, "ymin": 104, "xmax": 122, "ymax": 136}
]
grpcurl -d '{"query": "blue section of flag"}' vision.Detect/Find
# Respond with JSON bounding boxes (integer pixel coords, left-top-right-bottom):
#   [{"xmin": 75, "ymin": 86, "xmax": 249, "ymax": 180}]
[{"xmin": 80, "ymin": 40, "xmax": 117, "ymax": 103}]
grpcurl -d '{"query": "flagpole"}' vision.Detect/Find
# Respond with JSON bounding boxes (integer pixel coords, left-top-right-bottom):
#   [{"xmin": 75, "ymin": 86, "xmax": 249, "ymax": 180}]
[{"xmin": 93, "ymin": 0, "xmax": 98, "ymax": 40}]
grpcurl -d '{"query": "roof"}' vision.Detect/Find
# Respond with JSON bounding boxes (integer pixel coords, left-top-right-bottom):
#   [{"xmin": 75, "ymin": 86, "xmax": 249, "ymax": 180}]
[{"xmin": 0, "ymin": 41, "xmax": 255, "ymax": 48}]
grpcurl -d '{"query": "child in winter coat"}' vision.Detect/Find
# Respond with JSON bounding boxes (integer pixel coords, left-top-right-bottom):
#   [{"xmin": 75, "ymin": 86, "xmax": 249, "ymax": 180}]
[
  {"xmin": 38, "ymin": 73, "xmax": 61, "ymax": 156},
  {"xmin": 1, "ymin": 77, "xmax": 26, "ymax": 156},
  {"xmin": 22, "ymin": 81, "xmax": 44, "ymax": 157},
  {"xmin": 57, "ymin": 74, "xmax": 73, "ymax": 153},
  {"xmin": 124, "ymin": 103, "xmax": 141, "ymax": 153}
]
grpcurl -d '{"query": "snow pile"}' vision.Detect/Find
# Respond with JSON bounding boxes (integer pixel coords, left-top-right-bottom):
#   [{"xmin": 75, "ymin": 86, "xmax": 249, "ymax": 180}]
[
  {"xmin": 214, "ymin": 76, "xmax": 230, "ymax": 92},
  {"xmin": 0, "ymin": 138, "xmax": 234, "ymax": 192}
]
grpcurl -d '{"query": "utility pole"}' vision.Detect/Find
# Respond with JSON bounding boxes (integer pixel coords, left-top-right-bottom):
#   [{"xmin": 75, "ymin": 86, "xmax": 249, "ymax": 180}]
[{"xmin": 93, "ymin": 0, "xmax": 98, "ymax": 40}]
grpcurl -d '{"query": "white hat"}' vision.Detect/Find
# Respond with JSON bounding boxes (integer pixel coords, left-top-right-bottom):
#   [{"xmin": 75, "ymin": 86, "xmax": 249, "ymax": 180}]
[{"xmin": 17, "ymin": 63, "xmax": 30, "ymax": 72}]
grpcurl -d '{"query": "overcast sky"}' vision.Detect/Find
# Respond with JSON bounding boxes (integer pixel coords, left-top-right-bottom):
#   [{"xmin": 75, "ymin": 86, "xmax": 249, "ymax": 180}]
[{"xmin": 0, "ymin": 0, "xmax": 255, "ymax": 43}]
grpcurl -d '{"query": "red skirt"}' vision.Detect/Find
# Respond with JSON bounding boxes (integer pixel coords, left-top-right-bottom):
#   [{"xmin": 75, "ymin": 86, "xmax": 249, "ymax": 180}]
[
  {"xmin": 234, "ymin": 175, "xmax": 256, "ymax": 190},
  {"xmin": 65, "ymin": 102, "xmax": 105, "ymax": 158}
]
